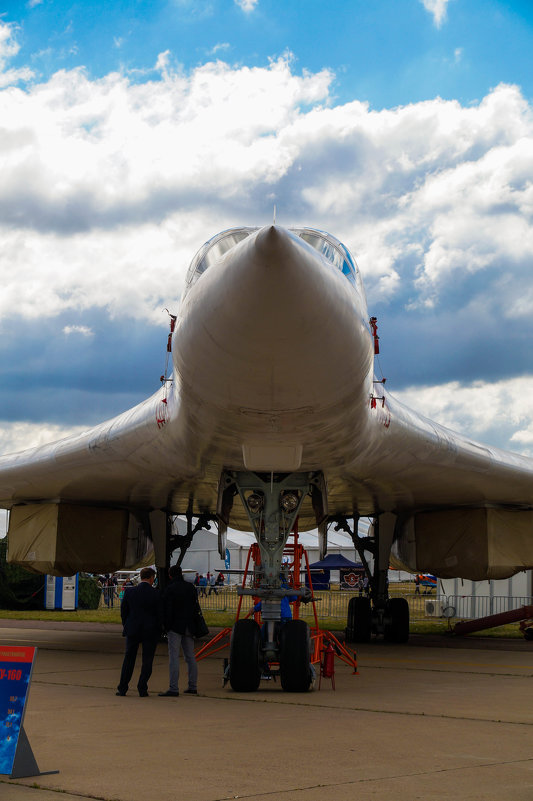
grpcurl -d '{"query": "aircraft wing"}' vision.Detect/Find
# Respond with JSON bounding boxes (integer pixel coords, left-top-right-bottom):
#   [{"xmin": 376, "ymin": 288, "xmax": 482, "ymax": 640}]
[{"xmin": 1, "ymin": 225, "xmax": 533, "ymax": 580}]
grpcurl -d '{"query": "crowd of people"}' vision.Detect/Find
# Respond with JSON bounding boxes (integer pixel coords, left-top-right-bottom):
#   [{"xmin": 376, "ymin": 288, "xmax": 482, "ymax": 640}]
[
  {"xmin": 193, "ymin": 571, "xmax": 225, "ymax": 597},
  {"xmin": 96, "ymin": 573, "xmax": 138, "ymax": 607},
  {"xmin": 96, "ymin": 573, "xmax": 119, "ymax": 607},
  {"xmin": 97, "ymin": 570, "xmax": 226, "ymax": 607}
]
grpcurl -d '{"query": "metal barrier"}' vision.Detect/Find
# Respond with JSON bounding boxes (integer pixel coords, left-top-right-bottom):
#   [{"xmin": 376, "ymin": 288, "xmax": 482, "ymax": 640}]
[
  {"xmin": 446, "ymin": 594, "xmax": 533, "ymax": 620},
  {"xmin": 195, "ymin": 586, "xmax": 233, "ymax": 610},
  {"xmin": 114, "ymin": 584, "xmax": 533, "ymax": 623},
  {"xmin": 196, "ymin": 587, "xmax": 441, "ymax": 621}
]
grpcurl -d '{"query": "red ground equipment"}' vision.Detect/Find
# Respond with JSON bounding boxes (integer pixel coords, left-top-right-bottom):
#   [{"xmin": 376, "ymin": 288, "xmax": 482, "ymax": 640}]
[
  {"xmin": 195, "ymin": 522, "xmax": 358, "ymax": 689},
  {"xmin": 319, "ymin": 641, "xmax": 336, "ymax": 690}
]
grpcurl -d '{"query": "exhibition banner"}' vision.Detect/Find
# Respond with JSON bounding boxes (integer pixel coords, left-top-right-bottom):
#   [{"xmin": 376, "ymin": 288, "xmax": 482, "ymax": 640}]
[{"xmin": 0, "ymin": 645, "xmax": 36, "ymax": 776}]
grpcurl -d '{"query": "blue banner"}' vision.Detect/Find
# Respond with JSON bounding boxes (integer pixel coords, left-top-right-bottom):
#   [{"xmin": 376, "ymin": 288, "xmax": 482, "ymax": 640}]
[{"xmin": 0, "ymin": 646, "xmax": 36, "ymax": 776}]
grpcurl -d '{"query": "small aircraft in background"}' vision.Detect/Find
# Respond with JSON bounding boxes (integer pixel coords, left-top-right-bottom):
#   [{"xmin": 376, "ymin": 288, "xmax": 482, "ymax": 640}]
[{"xmin": 415, "ymin": 574, "xmax": 437, "ymax": 593}]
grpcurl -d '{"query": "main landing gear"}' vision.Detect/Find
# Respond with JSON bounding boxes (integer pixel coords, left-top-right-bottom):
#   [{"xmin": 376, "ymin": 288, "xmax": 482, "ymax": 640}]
[
  {"xmin": 337, "ymin": 513, "xmax": 410, "ymax": 644},
  {"xmin": 218, "ymin": 470, "xmax": 325, "ymax": 693}
]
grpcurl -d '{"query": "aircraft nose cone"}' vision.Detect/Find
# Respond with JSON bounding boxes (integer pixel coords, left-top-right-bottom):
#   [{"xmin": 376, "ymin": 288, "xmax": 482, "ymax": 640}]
[
  {"xmin": 252, "ymin": 225, "xmax": 314, "ymax": 276},
  {"xmin": 254, "ymin": 225, "xmax": 293, "ymax": 260},
  {"xmin": 175, "ymin": 225, "xmax": 372, "ymax": 411}
]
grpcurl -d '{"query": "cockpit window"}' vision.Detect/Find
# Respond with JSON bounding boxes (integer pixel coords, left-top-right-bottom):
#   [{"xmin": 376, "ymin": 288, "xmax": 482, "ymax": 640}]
[
  {"xmin": 184, "ymin": 225, "xmax": 362, "ymax": 295},
  {"xmin": 291, "ymin": 228, "xmax": 359, "ymax": 286},
  {"xmin": 185, "ymin": 228, "xmax": 258, "ymax": 289}
]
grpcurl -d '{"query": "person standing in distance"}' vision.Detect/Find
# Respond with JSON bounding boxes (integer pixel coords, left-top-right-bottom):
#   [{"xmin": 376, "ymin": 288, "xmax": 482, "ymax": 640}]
[
  {"xmin": 116, "ymin": 566, "xmax": 161, "ymax": 697},
  {"xmin": 159, "ymin": 564, "xmax": 199, "ymax": 697}
]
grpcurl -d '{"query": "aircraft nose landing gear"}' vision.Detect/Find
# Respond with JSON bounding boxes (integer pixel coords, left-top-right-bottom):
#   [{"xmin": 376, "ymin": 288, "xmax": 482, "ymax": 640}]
[
  {"xmin": 219, "ymin": 470, "xmax": 323, "ymax": 692},
  {"xmin": 228, "ymin": 616, "xmax": 313, "ymax": 693},
  {"xmin": 279, "ymin": 619, "xmax": 313, "ymax": 692}
]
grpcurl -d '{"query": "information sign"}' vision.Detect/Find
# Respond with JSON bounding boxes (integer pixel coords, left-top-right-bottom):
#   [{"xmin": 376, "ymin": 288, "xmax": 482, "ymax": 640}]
[
  {"xmin": 0, "ymin": 645, "xmax": 57, "ymax": 778},
  {"xmin": 340, "ymin": 568, "xmax": 364, "ymax": 589},
  {"xmin": 0, "ymin": 645, "xmax": 37, "ymax": 776}
]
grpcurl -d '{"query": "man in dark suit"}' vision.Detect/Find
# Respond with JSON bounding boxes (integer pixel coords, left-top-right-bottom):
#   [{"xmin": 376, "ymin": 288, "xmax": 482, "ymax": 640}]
[
  {"xmin": 159, "ymin": 564, "xmax": 199, "ymax": 697},
  {"xmin": 116, "ymin": 566, "xmax": 161, "ymax": 697}
]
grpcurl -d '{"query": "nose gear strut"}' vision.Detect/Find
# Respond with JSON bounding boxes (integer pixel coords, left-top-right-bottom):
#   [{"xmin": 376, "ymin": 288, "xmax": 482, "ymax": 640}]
[{"xmin": 217, "ymin": 469, "xmax": 327, "ymax": 691}]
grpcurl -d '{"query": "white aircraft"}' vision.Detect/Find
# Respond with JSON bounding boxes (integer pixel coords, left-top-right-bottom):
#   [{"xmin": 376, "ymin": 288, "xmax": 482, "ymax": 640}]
[{"xmin": 2, "ymin": 224, "xmax": 533, "ymax": 691}]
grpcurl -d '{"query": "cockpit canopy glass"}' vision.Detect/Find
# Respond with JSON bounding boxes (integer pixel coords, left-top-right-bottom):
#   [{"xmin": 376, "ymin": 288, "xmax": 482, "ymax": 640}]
[
  {"xmin": 185, "ymin": 228, "xmax": 259, "ymax": 288},
  {"xmin": 291, "ymin": 228, "xmax": 359, "ymax": 288},
  {"xmin": 184, "ymin": 226, "xmax": 362, "ymax": 293}
]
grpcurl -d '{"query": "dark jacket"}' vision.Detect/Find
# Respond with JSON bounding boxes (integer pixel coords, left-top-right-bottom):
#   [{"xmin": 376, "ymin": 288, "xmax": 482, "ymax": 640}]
[
  {"xmin": 121, "ymin": 580, "xmax": 161, "ymax": 640},
  {"xmin": 162, "ymin": 577, "xmax": 199, "ymax": 635}
]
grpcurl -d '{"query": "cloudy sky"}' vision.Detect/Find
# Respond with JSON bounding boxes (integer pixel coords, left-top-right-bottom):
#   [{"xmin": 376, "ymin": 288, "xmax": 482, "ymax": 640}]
[{"xmin": 1, "ymin": 0, "xmax": 533, "ymax": 476}]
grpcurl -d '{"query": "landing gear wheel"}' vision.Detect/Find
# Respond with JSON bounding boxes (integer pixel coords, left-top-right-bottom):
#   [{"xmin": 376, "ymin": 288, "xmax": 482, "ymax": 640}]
[
  {"xmin": 346, "ymin": 596, "xmax": 372, "ymax": 642},
  {"xmin": 279, "ymin": 620, "xmax": 312, "ymax": 692},
  {"xmin": 229, "ymin": 619, "xmax": 262, "ymax": 691},
  {"xmin": 384, "ymin": 597, "xmax": 410, "ymax": 643}
]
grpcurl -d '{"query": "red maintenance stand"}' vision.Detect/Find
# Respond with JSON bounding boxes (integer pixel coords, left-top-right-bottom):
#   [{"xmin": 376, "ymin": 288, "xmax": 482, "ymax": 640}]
[{"xmin": 195, "ymin": 524, "xmax": 358, "ymax": 690}]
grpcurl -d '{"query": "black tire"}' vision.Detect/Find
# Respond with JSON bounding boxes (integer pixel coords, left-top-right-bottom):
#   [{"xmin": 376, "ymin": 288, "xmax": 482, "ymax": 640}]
[
  {"xmin": 279, "ymin": 620, "xmax": 312, "ymax": 692},
  {"xmin": 229, "ymin": 619, "xmax": 262, "ymax": 691},
  {"xmin": 384, "ymin": 597, "xmax": 410, "ymax": 643},
  {"xmin": 346, "ymin": 596, "xmax": 372, "ymax": 642}
]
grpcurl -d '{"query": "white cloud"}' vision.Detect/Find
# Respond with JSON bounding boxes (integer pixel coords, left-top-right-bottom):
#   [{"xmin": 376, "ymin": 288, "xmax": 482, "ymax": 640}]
[
  {"xmin": 210, "ymin": 43, "xmax": 230, "ymax": 55},
  {"xmin": 0, "ymin": 25, "xmax": 531, "ymax": 376},
  {"xmin": 0, "ymin": 421, "xmax": 88, "ymax": 457},
  {"xmin": 0, "ymin": 52, "xmax": 334, "ymax": 320},
  {"xmin": 235, "ymin": 0, "xmax": 258, "ymax": 12},
  {"xmin": 0, "ymin": 53, "xmax": 530, "ymax": 328},
  {"xmin": 395, "ymin": 377, "xmax": 533, "ymax": 457},
  {"xmin": 0, "ymin": 219, "xmax": 198, "ymax": 322},
  {"xmin": 63, "ymin": 325, "xmax": 94, "ymax": 336},
  {"xmin": 0, "ymin": 21, "xmax": 34, "ymax": 86},
  {"xmin": 421, "ymin": 0, "xmax": 449, "ymax": 27},
  {"xmin": 155, "ymin": 49, "xmax": 172, "ymax": 77}
]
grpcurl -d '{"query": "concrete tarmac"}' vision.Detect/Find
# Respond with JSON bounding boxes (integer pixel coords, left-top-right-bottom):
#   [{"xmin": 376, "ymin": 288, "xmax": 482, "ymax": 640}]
[{"xmin": 0, "ymin": 620, "xmax": 532, "ymax": 801}]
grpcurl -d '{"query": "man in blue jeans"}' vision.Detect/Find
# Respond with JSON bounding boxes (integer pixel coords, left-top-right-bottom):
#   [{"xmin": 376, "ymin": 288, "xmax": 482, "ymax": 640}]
[{"xmin": 159, "ymin": 564, "xmax": 199, "ymax": 697}]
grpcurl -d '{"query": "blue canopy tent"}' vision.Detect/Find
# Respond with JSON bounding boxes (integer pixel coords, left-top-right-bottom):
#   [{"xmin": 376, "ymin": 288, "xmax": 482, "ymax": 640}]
[{"xmin": 307, "ymin": 553, "xmax": 364, "ymax": 590}]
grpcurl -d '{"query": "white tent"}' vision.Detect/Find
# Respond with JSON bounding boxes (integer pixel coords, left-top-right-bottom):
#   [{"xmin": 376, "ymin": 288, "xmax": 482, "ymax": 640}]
[
  {"xmin": 172, "ymin": 518, "xmax": 362, "ymax": 580},
  {"xmin": 172, "ymin": 518, "xmax": 414, "ymax": 583}
]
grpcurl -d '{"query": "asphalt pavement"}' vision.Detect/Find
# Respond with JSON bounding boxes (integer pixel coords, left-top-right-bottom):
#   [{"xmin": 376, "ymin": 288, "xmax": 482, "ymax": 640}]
[{"xmin": 0, "ymin": 620, "xmax": 532, "ymax": 801}]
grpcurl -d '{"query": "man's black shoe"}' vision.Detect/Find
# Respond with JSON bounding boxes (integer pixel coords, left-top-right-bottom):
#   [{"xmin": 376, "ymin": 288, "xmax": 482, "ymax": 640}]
[
  {"xmin": 116, "ymin": 690, "xmax": 127, "ymax": 696},
  {"xmin": 158, "ymin": 690, "xmax": 179, "ymax": 697},
  {"xmin": 183, "ymin": 689, "xmax": 197, "ymax": 695},
  {"xmin": 138, "ymin": 690, "xmax": 149, "ymax": 697}
]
